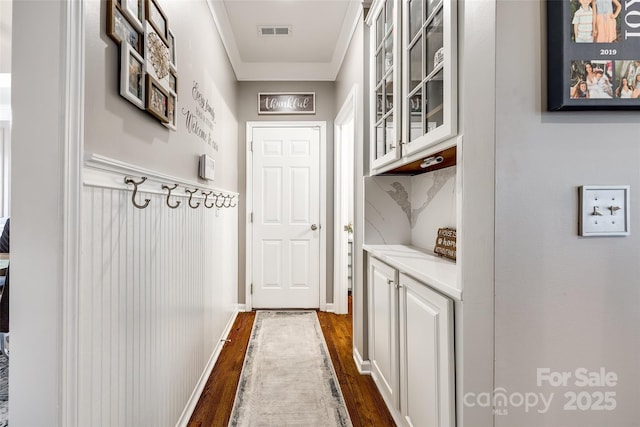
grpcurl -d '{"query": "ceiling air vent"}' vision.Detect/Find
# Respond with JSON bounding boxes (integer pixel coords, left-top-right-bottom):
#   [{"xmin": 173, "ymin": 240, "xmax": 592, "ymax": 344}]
[{"xmin": 258, "ymin": 26, "xmax": 292, "ymax": 36}]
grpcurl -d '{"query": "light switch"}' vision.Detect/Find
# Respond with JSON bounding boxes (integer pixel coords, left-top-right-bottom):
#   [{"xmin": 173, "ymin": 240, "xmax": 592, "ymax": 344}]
[{"xmin": 579, "ymin": 185, "xmax": 630, "ymax": 236}]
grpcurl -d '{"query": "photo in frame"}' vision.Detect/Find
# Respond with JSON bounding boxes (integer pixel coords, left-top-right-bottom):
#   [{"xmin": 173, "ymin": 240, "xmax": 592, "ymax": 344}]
[
  {"xmin": 547, "ymin": 0, "xmax": 640, "ymax": 110},
  {"xmin": 146, "ymin": 74, "xmax": 169, "ymax": 122},
  {"xmin": 107, "ymin": 0, "xmax": 143, "ymax": 54},
  {"xmin": 120, "ymin": 43, "xmax": 146, "ymax": 109},
  {"xmin": 169, "ymin": 68, "xmax": 178, "ymax": 93},
  {"xmin": 122, "ymin": 0, "xmax": 144, "ymax": 31},
  {"xmin": 145, "ymin": 0, "xmax": 169, "ymax": 44},
  {"xmin": 168, "ymin": 29, "xmax": 177, "ymax": 67},
  {"xmin": 164, "ymin": 90, "xmax": 177, "ymax": 130}
]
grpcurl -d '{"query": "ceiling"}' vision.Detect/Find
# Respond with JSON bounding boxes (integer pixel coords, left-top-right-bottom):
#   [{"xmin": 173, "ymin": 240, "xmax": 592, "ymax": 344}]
[{"xmin": 207, "ymin": 0, "xmax": 363, "ymax": 81}]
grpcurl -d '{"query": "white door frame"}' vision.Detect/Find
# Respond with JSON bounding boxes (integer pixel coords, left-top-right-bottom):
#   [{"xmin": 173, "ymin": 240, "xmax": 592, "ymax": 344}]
[
  {"xmin": 333, "ymin": 87, "xmax": 357, "ymax": 315},
  {"xmin": 245, "ymin": 121, "xmax": 327, "ymax": 311}
]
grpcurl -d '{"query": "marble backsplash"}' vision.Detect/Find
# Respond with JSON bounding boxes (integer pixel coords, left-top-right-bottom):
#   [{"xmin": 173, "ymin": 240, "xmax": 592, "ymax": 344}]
[{"xmin": 365, "ymin": 166, "xmax": 457, "ymax": 250}]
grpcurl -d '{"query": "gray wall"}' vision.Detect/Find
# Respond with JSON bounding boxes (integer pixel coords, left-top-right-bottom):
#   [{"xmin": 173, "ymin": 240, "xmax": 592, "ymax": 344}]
[
  {"xmin": 84, "ymin": 0, "xmax": 238, "ymax": 188},
  {"xmin": 237, "ymin": 81, "xmax": 336, "ymax": 304},
  {"xmin": 494, "ymin": 1, "xmax": 640, "ymax": 426},
  {"xmin": 335, "ymin": 11, "xmax": 366, "ymax": 355},
  {"xmin": 11, "ymin": 1, "xmax": 240, "ymax": 423}
]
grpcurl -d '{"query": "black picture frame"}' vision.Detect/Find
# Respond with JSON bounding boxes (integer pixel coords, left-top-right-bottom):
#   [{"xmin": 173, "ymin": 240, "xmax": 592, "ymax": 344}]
[{"xmin": 547, "ymin": 0, "xmax": 640, "ymax": 110}]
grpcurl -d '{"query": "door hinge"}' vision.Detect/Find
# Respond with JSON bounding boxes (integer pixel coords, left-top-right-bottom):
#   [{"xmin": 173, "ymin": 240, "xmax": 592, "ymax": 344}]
[
  {"xmin": 250, "ymin": 212, "xmax": 253, "ymax": 223},
  {"xmin": 250, "ymin": 140, "xmax": 253, "ymax": 152},
  {"xmin": 250, "ymin": 284, "xmax": 253, "ymax": 294}
]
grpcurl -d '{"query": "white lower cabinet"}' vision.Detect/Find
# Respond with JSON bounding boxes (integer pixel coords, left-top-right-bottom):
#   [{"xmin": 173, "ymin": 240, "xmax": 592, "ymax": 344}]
[
  {"xmin": 369, "ymin": 256, "xmax": 400, "ymax": 409},
  {"xmin": 399, "ymin": 273, "xmax": 455, "ymax": 427},
  {"xmin": 368, "ymin": 256, "xmax": 455, "ymax": 426}
]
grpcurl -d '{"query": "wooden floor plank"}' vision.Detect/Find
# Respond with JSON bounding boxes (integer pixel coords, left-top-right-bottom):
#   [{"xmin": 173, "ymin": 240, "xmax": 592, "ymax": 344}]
[
  {"xmin": 188, "ymin": 311, "xmax": 256, "ymax": 427},
  {"xmin": 188, "ymin": 301, "xmax": 395, "ymax": 426}
]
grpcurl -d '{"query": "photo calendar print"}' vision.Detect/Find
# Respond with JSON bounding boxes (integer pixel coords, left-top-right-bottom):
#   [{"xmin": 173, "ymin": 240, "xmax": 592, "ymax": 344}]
[{"xmin": 548, "ymin": 0, "xmax": 640, "ymax": 110}]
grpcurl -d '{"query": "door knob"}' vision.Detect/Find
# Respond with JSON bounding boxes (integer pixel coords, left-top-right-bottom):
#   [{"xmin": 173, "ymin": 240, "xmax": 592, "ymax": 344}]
[{"xmin": 311, "ymin": 224, "xmax": 318, "ymax": 231}]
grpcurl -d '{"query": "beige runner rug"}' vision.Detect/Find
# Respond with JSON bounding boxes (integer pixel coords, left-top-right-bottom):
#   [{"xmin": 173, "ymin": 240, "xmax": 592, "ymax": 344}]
[{"xmin": 229, "ymin": 311, "xmax": 352, "ymax": 427}]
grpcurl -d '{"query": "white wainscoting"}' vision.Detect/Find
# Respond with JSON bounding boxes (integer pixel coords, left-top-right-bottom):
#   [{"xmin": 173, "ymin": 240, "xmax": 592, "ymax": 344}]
[{"xmin": 78, "ymin": 157, "xmax": 238, "ymax": 426}]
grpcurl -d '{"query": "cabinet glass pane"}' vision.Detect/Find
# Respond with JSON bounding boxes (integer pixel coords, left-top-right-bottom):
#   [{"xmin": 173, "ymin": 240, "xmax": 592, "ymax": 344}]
[
  {"xmin": 409, "ymin": 37, "xmax": 422, "ymax": 92},
  {"xmin": 386, "ymin": 93, "xmax": 393, "ymax": 115},
  {"xmin": 376, "ymin": 12, "xmax": 384, "ymax": 46},
  {"xmin": 385, "ymin": 113, "xmax": 395, "ymax": 151},
  {"xmin": 425, "ymin": 69, "xmax": 443, "ymax": 133},
  {"xmin": 385, "ymin": 0, "xmax": 393, "ymax": 33},
  {"xmin": 409, "ymin": 0, "xmax": 423, "ymax": 40},
  {"xmin": 409, "ymin": 90, "xmax": 423, "ymax": 142},
  {"xmin": 426, "ymin": 0, "xmax": 440, "ymax": 20},
  {"xmin": 376, "ymin": 50, "xmax": 383, "ymax": 82},
  {"xmin": 376, "ymin": 84, "xmax": 384, "ymax": 121},
  {"xmin": 376, "ymin": 122, "xmax": 385, "ymax": 158},
  {"xmin": 385, "ymin": 80, "xmax": 394, "ymax": 110},
  {"xmin": 425, "ymin": 9, "xmax": 443, "ymax": 76},
  {"xmin": 384, "ymin": 36, "xmax": 393, "ymax": 75}
]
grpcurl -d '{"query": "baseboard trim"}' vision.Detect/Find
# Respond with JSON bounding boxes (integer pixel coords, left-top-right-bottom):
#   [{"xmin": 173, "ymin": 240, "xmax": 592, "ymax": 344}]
[
  {"xmin": 370, "ymin": 370, "xmax": 405, "ymax": 427},
  {"xmin": 325, "ymin": 303, "xmax": 335, "ymax": 313},
  {"xmin": 236, "ymin": 303, "xmax": 247, "ymax": 312},
  {"xmin": 176, "ymin": 307, "xmax": 240, "ymax": 427},
  {"xmin": 353, "ymin": 347, "xmax": 371, "ymax": 375}
]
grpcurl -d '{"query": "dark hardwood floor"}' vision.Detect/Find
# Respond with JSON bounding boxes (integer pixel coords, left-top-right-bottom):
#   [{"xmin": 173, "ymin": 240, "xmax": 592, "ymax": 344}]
[{"xmin": 188, "ymin": 298, "xmax": 395, "ymax": 426}]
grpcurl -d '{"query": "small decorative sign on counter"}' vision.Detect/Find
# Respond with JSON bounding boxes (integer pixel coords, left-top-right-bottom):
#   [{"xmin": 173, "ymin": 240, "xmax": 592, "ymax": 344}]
[
  {"xmin": 258, "ymin": 92, "xmax": 315, "ymax": 115},
  {"xmin": 434, "ymin": 228, "xmax": 456, "ymax": 261}
]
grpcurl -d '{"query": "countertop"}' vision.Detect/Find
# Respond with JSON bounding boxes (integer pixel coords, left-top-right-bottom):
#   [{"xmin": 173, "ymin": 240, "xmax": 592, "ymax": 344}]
[{"xmin": 363, "ymin": 244, "xmax": 460, "ymax": 300}]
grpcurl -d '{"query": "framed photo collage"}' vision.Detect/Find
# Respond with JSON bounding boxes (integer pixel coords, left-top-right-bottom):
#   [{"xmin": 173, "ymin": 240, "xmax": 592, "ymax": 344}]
[{"xmin": 107, "ymin": 0, "xmax": 178, "ymax": 129}]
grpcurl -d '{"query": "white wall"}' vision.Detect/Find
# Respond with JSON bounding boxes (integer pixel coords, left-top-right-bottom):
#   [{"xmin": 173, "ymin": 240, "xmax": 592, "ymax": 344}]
[
  {"xmin": 494, "ymin": 1, "xmax": 640, "ymax": 426},
  {"xmin": 0, "ymin": 0, "xmax": 10, "ymax": 73},
  {"xmin": 11, "ymin": 1, "xmax": 67, "ymax": 424}
]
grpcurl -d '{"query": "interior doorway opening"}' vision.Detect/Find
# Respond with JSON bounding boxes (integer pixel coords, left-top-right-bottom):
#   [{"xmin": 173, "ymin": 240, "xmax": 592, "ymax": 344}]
[{"xmin": 333, "ymin": 87, "xmax": 357, "ymax": 315}]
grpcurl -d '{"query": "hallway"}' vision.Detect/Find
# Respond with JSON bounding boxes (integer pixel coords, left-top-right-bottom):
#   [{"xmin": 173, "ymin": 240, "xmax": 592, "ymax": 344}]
[{"xmin": 188, "ymin": 300, "xmax": 395, "ymax": 426}]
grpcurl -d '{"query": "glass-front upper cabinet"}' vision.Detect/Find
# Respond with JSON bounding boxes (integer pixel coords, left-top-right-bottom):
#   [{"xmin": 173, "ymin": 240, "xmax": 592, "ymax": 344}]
[
  {"xmin": 402, "ymin": 0, "xmax": 456, "ymax": 156},
  {"xmin": 368, "ymin": 0, "xmax": 401, "ymax": 171}
]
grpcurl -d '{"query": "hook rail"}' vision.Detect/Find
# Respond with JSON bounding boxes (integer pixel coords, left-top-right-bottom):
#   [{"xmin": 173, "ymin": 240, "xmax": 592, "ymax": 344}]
[{"xmin": 123, "ymin": 175, "xmax": 237, "ymax": 210}]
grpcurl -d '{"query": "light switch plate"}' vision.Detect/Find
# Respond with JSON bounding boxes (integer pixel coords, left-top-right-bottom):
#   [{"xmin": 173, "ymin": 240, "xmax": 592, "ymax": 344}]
[{"xmin": 579, "ymin": 185, "xmax": 630, "ymax": 236}]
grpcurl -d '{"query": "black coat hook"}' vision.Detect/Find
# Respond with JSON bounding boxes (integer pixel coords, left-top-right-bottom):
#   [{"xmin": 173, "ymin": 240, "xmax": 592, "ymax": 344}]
[
  {"xmin": 202, "ymin": 191, "xmax": 214, "ymax": 208},
  {"xmin": 124, "ymin": 176, "xmax": 150, "ymax": 209},
  {"xmin": 214, "ymin": 193, "xmax": 225, "ymax": 208},
  {"xmin": 229, "ymin": 195, "xmax": 237, "ymax": 208},
  {"xmin": 223, "ymin": 194, "xmax": 232, "ymax": 208},
  {"xmin": 162, "ymin": 183, "xmax": 181, "ymax": 209},
  {"xmin": 185, "ymin": 188, "xmax": 200, "ymax": 209}
]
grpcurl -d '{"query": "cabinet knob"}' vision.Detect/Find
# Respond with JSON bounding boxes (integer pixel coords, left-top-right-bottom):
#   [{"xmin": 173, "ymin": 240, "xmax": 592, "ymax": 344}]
[{"xmin": 387, "ymin": 279, "xmax": 394, "ymax": 285}]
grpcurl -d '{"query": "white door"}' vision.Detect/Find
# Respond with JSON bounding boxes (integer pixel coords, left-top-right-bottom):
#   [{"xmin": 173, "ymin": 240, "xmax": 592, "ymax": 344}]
[{"xmin": 251, "ymin": 126, "xmax": 321, "ymax": 309}]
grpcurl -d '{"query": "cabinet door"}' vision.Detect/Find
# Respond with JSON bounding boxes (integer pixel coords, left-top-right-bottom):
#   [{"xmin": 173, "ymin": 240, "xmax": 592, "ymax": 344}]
[
  {"xmin": 399, "ymin": 273, "xmax": 455, "ymax": 427},
  {"xmin": 368, "ymin": 256, "xmax": 399, "ymax": 408},
  {"xmin": 369, "ymin": 0, "xmax": 401, "ymax": 171},
  {"xmin": 402, "ymin": 0, "xmax": 457, "ymax": 156}
]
